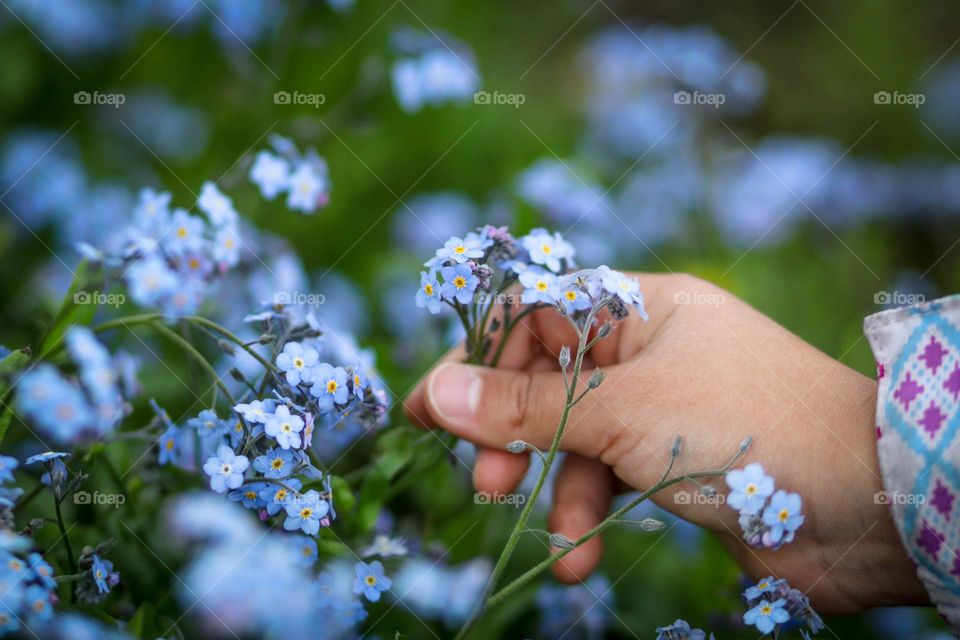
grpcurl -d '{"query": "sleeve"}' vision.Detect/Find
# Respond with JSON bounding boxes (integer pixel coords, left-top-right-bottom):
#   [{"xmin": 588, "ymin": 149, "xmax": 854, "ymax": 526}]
[{"xmin": 865, "ymin": 294, "xmax": 960, "ymax": 630}]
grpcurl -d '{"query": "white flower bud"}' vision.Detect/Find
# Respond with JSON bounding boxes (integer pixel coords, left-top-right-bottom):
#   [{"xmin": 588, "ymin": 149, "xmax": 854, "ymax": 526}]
[{"xmin": 548, "ymin": 533, "xmax": 576, "ymax": 549}]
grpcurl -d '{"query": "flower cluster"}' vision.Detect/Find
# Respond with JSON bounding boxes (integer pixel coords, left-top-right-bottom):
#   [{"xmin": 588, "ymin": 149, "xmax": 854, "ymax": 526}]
[
  {"xmin": 725, "ymin": 463, "xmax": 804, "ymax": 549},
  {"xmin": 390, "ymin": 28, "xmax": 480, "ymax": 113},
  {"xmin": 393, "ymin": 557, "xmax": 490, "ymax": 628},
  {"xmin": 16, "ymin": 328, "xmax": 128, "ymax": 443},
  {"xmin": 537, "ymin": 575, "xmax": 614, "ymax": 639},
  {"xmin": 249, "ymin": 135, "xmax": 331, "ymax": 214},
  {"xmin": 742, "ymin": 576, "xmax": 823, "ymax": 637},
  {"xmin": 79, "ymin": 181, "xmax": 243, "ymax": 318},
  {"xmin": 415, "ymin": 225, "xmax": 646, "ymax": 364},
  {"xmin": 654, "ymin": 619, "xmax": 712, "ymax": 640},
  {"xmin": 167, "ymin": 493, "xmax": 377, "ymax": 638}
]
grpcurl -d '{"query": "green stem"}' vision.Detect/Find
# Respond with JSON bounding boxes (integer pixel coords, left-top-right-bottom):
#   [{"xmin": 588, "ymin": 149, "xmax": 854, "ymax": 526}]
[
  {"xmin": 488, "ymin": 304, "xmax": 542, "ymax": 368},
  {"xmin": 455, "ymin": 308, "xmax": 597, "ymax": 639},
  {"xmin": 149, "ymin": 321, "xmax": 237, "ymax": 409},
  {"xmin": 185, "ymin": 316, "xmax": 280, "ymax": 374},
  {"xmin": 52, "ymin": 490, "xmax": 77, "ymax": 602}
]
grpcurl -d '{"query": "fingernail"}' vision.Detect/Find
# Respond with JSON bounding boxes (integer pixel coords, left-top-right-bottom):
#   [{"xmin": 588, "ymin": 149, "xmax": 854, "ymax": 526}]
[{"xmin": 429, "ymin": 363, "xmax": 482, "ymax": 422}]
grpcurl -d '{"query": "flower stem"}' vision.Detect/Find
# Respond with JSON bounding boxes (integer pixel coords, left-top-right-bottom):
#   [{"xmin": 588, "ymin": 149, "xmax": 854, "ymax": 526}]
[
  {"xmin": 51, "ymin": 489, "xmax": 77, "ymax": 602},
  {"xmin": 455, "ymin": 308, "xmax": 597, "ymax": 639}
]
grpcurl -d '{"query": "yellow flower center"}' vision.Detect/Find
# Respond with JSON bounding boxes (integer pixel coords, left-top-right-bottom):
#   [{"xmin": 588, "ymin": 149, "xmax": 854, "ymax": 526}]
[
  {"xmin": 271, "ymin": 458, "xmax": 284, "ymax": 470},
  {"xmin": 327, "ymin": 380, "xmax": 338, "ymax": 393},
  {"xmin": 758, "ymin": 581, "xmax": 768, "ymax": 589},
  {"xmin": 365, "ymin": 575, "xmax": 377, "ymax": 586},
  {"xmin": 281, "ymin": 423, "xmax": 292, "ymax": 433},
  {"xmin": 760, "ymin": 605, "xmax": 772, "ymax": 615},
  {"xmin": 300, "ymin": 507, "xmax": 313, "ymax": 519},
  {"xmin": 177, "ymin": 227, "xmax": 188, "ymax": 238},
  {"xmin": 745, "ymin": 484, "xmax": 757, "ymax": 495},
  {"xmin": 535, "ymin": 281, "xmax": 548, "ymax": 292},
  {"xmin": 564, "ymin": 291, "xmax": 577, "ymax": 301},
  {"xmin": 778, "ymin": 508, "xmax": 790, "ymax": 522},
  {"xmin": 275, "ymin": 489, "xmax": 288, "ymax": 501},
  {"xmin": 453, "ymin": 276, "xmax": 466, "ymax": 289},
  {"xmin": 354, "ymin": 374, "xmax": 361, "ymax": 387},
  {"xmin": 453, "ymin": 245, "xmax": 466, "ymax": 254},
  {"xmin": 165, "ymin": 438, "xmax": 175, "ymax": 450},
  {"xmin": 424, "ymin": 283, "xmax": 434, "ymax": 296},
  {"xmin": 541, "ymin": 244, "xmax": 552, "ymax": 254},
  {"xmin": 224, "ymin": 238, "xmax": 235, "ymax": 249},
  {"xmin": 188, "ymin": 258, "xmax": 200, "ymax": 270},
  {"xmin": 293, "ymin": 357, "xmax": 304, "ymax": 369},
  {"xmin": 245, "ymin": 491, "xmax": 257, "ymax": 500}
]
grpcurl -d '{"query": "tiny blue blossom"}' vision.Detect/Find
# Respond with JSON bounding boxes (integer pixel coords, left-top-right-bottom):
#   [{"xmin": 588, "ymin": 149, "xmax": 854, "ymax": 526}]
[
  {"xmin": 434, "ymin": 235, "xmax": 487, "ymax": 264},
  {"xmin": 762, "ymin": 490, "xmax": 804, "ymax": 544},
  {"xmin": 521, "ymin": 228, "xmax": 574, "ymax": 273},
  {"xmin": 197, "ymin": 181, "xmax": 237, "ymax": 227},
  {"xmin": 260, "ymin": 478, "xmax": 303, "ymax": 516},
  {"xmin": 157, "ymin": 426, "xmax": 183, "ymax": 465},
  {"xmin": 23, "ymin": 584, "xmax": 53, "ymax": 622},
  {"xmin": 276, "ymin": 341, "xmax": 319, "ymax": 386},
  {"xmin": 309, "ymin": 363, "xmax": 349, "ymax": 410},
  {"xmin": 24, "ymin": 451, "xmax": 68, "ymax": 465},
  {"xmin": 0, "ymin": 456, "xmax": 17, "ymax": 484},
  {"xmin": 189, "ymin": 409, "xmax": 229, "ymax": 441},
  {"xmin": 250, "ymin": 150, "xmax": 290, "ymax": 199},
  {"xmin": 655, "ymin": 619, "xmax": 707, "ymax": 640},
  {"xmin": 233, "ymin": 399, "xmax": 276, "ymax": 424},
  {"xmin": 743, "ymin": 598, "xmax": 789, "ymax": 634},
  {"xmin": 283, "ymin": 489, "xmax": 328, "ymax": 535},
  {"xmin": 265, "ymin": 405, "xmax": 305, "ymax": 450},
  {"xmin": 202, "ymin": 445, "xmax": 249, "ymax": 493},
  {"xmin": 744, "ymin": 576, "xmax": 783, "ymax": 600},
  {"xmin": 126, "ymin": 255, "xmax": 178, "ymax": 306},
  {"xmin": 293, "ymin": 535, "xmax": 318, "ymax": 567},
  {"xmin": 27, "ymin": 553, "xmax": 56, "ymax": 589},
  {"xmin": 352, "ymin": 560, "xmax": 391, "ymax": 602},
  {"xmin": 164, "ymin": 209, "xmax": 205, "ymax": 255},
  {"xmin": 440, "ymin": 263, "xmax": 479, "ymax": 304},
  {"xmin": 519, "ymin": 268, "xmax": 558, "ymax": 304},
  {"xmin": 286, "ymin": 162, "xmax": 328, "ymax": 213},
  {"xmin": 229, "ymin": 482, "xmax": 268, "ymax": 509},
  {"xmin": 90, "ymin": 554, "xmax": 114, "ymax": 594},
  {"xmin": 415, "ymin": 270, "xmax": 442, "ymax": 314},
  {"xmin": 253, "ymin": 447, "xmax": 296, "ymax": 478},
  {"xmin": 725, "ymin": 463, "xmax": 775, "ymax": 515}
]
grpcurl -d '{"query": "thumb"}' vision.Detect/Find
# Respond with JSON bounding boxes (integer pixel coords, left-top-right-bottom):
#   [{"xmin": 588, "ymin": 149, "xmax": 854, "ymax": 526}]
[{"xmin": 422, "ymin": 362, "xmax": 609, "ymax": 457}]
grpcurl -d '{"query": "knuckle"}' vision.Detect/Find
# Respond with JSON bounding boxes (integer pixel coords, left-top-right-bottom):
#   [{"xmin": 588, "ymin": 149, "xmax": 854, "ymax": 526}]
[{"xmin": 505, "ymin": 371, "xmax": 533, "ymax": 431}]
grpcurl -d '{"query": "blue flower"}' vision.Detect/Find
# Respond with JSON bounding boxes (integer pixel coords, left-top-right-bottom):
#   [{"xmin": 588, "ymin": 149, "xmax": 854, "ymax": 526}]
[
  {"xmin": 440, "ymin": 263, "xmax": 479, "ymax": 304},
  {"xmin": 202, "ymin": 445, "xmax": 249, "ymax": 493},
  {"xmin": 197, "ymin": 181, "xmax": 237, "ymax": 227},
  {"xmin": 552, "ymin": 278, "xmax": 593, "ymax": 314},
  {"xmin": 762, "ymin": 490, "xmax": 804, "ymax": 544},
  {"xmin": 519, "ymin": 268, "xmax": 558, "ymax": 304},
  {"xmin": 253, "ymin": 447, "xmax": 296, "ymax": 478},
  {"xmin": 350, "ymin": 366, "xmax": 367, "ymax": 400},
  {"xmin": 27, "ymin": 553, "xmax": 56, "ymax": 589},
  {"xmin": 276, "ymin": 341, "xmax": 319, "ymax": 386},
  {"xmin": 132, "ymin": 187, "xmax": 172, "ymax": 231},
  {"xmin": 434, "ymin": 235, "xmax": 487, "ymax": 264},
  {"xmin": 283, "ymin": 489, "xmax": 329, "ymax": 535},
  {"xmin": 158, "ymin": 426, "xmax": 183, "ymax": 465},
  {"xmin": 259, "ymin": 478, "xmax": 302, "ymax": 516},
  {"xmin": 521, "ymin": 228, "xmax": 574, "ymax": 273},
  {"xmin": 596, "ymin": 265, "xmax": 648, "ymax": 320},
  {"xmin": 250, "ymin": 150, "xmax": 290, "ymax": 199},
  {"xmin": 24, "ymin": 451, "xmax": 68, "ymax": 465},
  {"xmin": 743, "ymin": 598, "xmax": 789, "ymax": 634},
  {"xmin": 125, "ymin": 255, "xmax": 178, "ymax": 306},
  {"xmin": 212, "ymin": 225, "xmax": 241, "ymax": 268},
  {"xmin": 744, "ymin": 576, "xmax": 783, "ymax": 601},
  {"xmin": 292, "ymin": 535, "xmax": 318, "ymax": 567},
  {"xmin": 286, "ymin": 162, "xmax": 329, "ymax": 213},
  {"xmin": 415, "ymin": 270, "xmax": 442, "ymax": 314},
  {"xmin": 0, "ymin": 456, "xmax": 17, "ymax": 484},
  {"xmin": 17, "ymin": 366, "xmax": 94, "ymax": 442},
  {"xmin": 309, "ymin": 363, "xmax": 349, "ymax": 410},
  {"xmin": 90, "ymin": 554, "xmax": 114, "ymax": 594},
  {"xmin": 352, "ymin": 560, "xmax": 391, "ymax": 602},
  {"xmin": 164, "ymin": 209, "xmax": 206, "ymax": 255},
  {"xmin": 265, "ymin": 405, "xmax": 305, "ymax": 450},
  {"xmin": 189, "ymin": 409, "xmax": 229, "ymax": 441},
  {"xmin": 229, "ymin": 482, "xmax": 268, "ymax": 509},
  {"xmin": 725, "ymin": 463, "xmax": 775, "ymax": 515},
  {"xmin": 23, "ymin": 583, "xmax": 53, "ymax": 622},
  {"xmin": 655, "ymin": 619, "xmax": 707, "ymax": 640},
  {"xmin": 233, "ymin": 399, "xmax": 276, "ymax": 424}
]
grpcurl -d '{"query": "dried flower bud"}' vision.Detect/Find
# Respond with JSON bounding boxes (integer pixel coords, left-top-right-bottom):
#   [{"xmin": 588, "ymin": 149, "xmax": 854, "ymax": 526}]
[
  {"xmin": 258, "ymin": 333, "xmax": 276, "ymax": 345},
  {"xmin": 558, "ymin": 345, "xmax": 571, "ymax": 369},
  {"xmin": 671, "ymin": 435, "xmax": 683, "ymax": 458},
  {"xmin": 608, "ymin": 297, "xmax": 629, "ymax": 321},
  {"xmin": 701, "ymin": 485, "xmax": 717, "ymax": 498},
  {"xmin": 229, "ymin": 368, "xmax": 247, "ymax": 383},
  {"xmin": 639, "ymin": 518, "xmax": 666, "ymax": 531},
  {"xmin": 587, "ymin": 370, "xmax": 605, "ymax": 389},
  {"xmin": 473, "ymin": 263, "xmax": 494, "ymax": 291},
  {"xmin": 738, "ymin": 435, "xmax": 753, "ymax": 454},
  {"xmin": 548, "ymin": 533, "xmax": 577, "ymax": 550}
]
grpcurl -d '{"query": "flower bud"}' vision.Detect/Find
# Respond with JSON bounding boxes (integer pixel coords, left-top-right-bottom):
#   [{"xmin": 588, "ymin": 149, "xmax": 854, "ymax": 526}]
[
  {"xmin": 258, "ymin": 333, "xmax": 277, "ymax": 345},
  {"xmin": 505, "ymin": 440, "xmax": 527, "ymax": 454},
  {"xmin": 597, "ymin": 323, "xmax": 613, "ymax": 338},
  {"xmin": 587, "ymin": 370, "xmax": 605, "ymax": 389},
  {"xmin": 217, "ymin": 339, "xmax": 235, "ymax": 355},
  {"xmin": 558, "ymin": 345, "xmax": 571, "ymax": 369},
  {"xmin": 548, "ymin": 533, "xmax": 576, "ymax": 550},
  {"xmin": 738, "ymin": 435, "xmax": 753, "ymax": 454},
  {"xmin": 639, "ymin": 518, "xmax": 666, "ymax": 531},
  {"xmin": 671, "ymin": 435, "xmax": 683, "ymax": 458}
]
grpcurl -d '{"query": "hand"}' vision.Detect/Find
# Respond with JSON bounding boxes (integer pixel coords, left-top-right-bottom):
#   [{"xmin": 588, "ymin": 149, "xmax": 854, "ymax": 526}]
[{"xmin": 406, "ymin": 272, "xmax": 927, "ymax": 613}]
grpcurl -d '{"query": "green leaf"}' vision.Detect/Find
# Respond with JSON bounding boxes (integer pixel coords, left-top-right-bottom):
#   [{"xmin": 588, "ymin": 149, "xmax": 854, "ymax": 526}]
[
  {"xmin": 128, "ymin": 602, "xmax": 157, "ymax": 638},
  {"xmin": 39, "ymin": 260, "xmax": 95, "ymax": 356},
  {"xmin": 355, "ymin": 466, "xmax": 389, "ymax": 535},
  {"xmin": 0, "ymin": 347, "xmax": 31, "ymax": 376},
  {"xmin": 330, "ymin": 475, "xmax": 355, "ymax": 515}
]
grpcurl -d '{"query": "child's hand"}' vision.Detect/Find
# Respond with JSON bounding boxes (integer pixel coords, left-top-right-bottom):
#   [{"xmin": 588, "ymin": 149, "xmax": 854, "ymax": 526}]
[{"xmin": 407, "ymin": 272, "xmax": 927, "ymax": 613}]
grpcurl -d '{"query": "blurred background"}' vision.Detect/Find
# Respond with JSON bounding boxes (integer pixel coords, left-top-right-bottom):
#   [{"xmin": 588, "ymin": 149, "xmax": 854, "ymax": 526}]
[{"xmin": 1, "ymin": 0, "xmax": 958, "ymax": 637}]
